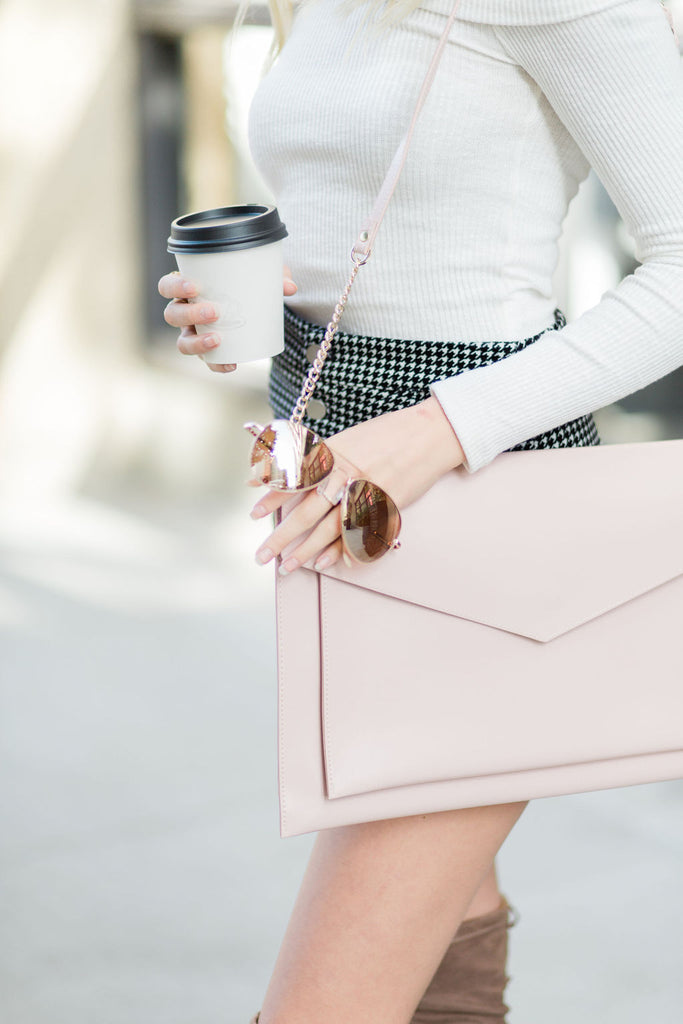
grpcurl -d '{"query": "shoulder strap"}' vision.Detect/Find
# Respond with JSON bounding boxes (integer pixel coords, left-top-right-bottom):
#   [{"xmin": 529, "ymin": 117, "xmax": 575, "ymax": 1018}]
[
  {"xmin": 352, "ymin": 0, "xmax": 463, "ymax": 263},
  {"xmin": 290, "ymin": 0, "xmax": 463, "ymax": 425}
]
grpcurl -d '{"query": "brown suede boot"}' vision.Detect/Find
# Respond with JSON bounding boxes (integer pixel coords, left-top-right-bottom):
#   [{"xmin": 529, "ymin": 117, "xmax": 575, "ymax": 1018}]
[{"xmin": 409, "ymin": 896, "xmax": 519, "ymax": 1024}]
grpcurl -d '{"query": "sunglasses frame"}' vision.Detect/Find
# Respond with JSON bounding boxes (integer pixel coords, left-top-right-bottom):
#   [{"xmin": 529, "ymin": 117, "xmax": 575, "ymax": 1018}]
[{"xmin": 245, "ymin": 419, "xmax": 402, "ymax": 566}]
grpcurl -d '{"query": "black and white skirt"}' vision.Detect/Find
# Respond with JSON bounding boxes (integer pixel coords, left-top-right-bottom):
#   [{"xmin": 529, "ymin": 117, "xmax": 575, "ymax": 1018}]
[{"xmin": 270, "ymin": 303, "xmax": 601, "ymax": 449}]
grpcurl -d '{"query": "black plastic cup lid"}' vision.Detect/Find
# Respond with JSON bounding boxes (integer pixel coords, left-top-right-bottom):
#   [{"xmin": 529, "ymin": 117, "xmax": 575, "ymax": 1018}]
[{"xmin": 168, "ymin": 204, "xmax": 287, "ymax": 254}]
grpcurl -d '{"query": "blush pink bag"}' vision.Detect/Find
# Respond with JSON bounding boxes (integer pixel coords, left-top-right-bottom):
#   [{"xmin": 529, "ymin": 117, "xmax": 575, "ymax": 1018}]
[{"xmin": 272, "ymin": 0, "xmax": 683, "ymax": 838}]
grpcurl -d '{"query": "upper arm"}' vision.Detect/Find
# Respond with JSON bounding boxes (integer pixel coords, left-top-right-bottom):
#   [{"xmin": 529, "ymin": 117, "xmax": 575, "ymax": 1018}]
[{"xmin": 492, "ymin": 0, "xmax": 683, "ymax": 263}]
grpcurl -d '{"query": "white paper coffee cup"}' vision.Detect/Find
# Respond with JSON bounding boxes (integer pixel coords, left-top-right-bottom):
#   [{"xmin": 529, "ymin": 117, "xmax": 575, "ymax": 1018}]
[{"xmin": 167, "ymin": 204, "xmax": 288, "ymax": 365}]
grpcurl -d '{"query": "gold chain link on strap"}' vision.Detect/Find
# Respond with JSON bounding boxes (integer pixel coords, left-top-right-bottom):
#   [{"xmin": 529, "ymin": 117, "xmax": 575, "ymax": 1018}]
[{"xmin": 289, "ymin": 242, "xmax": 371, "ymax": 426}]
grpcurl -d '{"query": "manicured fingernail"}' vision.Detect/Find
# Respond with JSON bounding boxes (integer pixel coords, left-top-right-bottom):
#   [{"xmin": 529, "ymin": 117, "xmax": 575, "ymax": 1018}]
[
  {"xmin": 283, "ymin": 277, "xmax": 297, "ymax": 290},
  {"xmin": 203, "ymin": 335, "xmax": 219, "ymax": 348},
  {"xmin": 256, "ymin": 547, "xmax": 274, "ymax": 565},
  {"xmin": 182, "ymin": 280, "xmax": 196, "ymax": 295},
  {"xmin": 200, "ymin": 304, "xmax": 217, "ymax": 321},
  {"xmin": 279, "ymin": 557, "xmax": 298, "ymax": 576},
  {"xmin": 314, "ymin": 554, "xmax": 331, "ymax": 570},
  {"xmin": 250, "ymin": 504, "xmax": 267, "ymax": 519}
]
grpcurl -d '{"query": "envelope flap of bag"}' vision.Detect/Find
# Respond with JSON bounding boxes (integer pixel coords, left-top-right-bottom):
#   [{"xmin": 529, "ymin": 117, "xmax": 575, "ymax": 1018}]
[{"xmin": 318, "ymin": 440, "xmax": 683, "ymax": 642}]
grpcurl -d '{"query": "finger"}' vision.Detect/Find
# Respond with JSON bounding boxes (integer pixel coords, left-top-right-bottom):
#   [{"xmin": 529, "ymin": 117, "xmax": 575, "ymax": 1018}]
[
  {"xmin": 254, "ymin": 490, "xmax": 337, "ymax": 565},
  {"xmin": 278, "ymin": 510, "xmax": 342, "ymax": 576},
  {"xmin": 249, "ymin": 488, "xmax": 294, "ymax": 520},
  {"xmin": 158, "ymin": 272, "xmax": 199, "ymax": 300},
  {"xmin": 177, "ymin": 326, "xmax": 222, "ymax": 357},
  {"xmin": 203, "ymin": 360, "xmax": 237, "ymax": 373},
  {"xmin": 250, "ymin": 462, "xmax": 348, "ymax": 522},
  {"xmin": 283, "ymin": 263, "xmax": 297, "ymax": 295},
  {"xmin": 313, "ymin": 539, "xmax": 343, "ymax": 571},
  {"xmin": 164, "ymin": 298, "xmax": 219, "ymax": 329}
]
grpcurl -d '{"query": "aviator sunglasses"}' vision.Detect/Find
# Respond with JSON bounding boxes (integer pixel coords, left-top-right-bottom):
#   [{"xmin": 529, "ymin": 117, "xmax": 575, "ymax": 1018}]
[
  {"xmin": 244, "ymin": 246, "xmax": 402, "ymax": 568},
  {"xmin": 244, "ymin": 418, "xmax": 402, "ymax": 567}
]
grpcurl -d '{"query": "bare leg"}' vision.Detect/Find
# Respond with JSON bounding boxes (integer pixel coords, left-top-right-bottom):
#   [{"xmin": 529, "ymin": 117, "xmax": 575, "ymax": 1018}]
[
  {"xmin": 258, "ymin": 801, "xmax": 528, "ymax": 1024},
  {"xmin": 460, "ymin": 862, "xmax": 503, "ymax": 920}
]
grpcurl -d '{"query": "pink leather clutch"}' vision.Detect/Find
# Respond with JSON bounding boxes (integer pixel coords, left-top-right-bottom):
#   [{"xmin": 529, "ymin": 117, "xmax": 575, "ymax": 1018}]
[{"xmin": 275, "ymin": 439, "xmax": 683, "ymax": 837}]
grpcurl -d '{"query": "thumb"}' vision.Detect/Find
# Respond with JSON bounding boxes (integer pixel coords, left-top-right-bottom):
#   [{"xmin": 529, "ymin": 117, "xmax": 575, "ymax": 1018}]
[{"xmin": 283, "ymin": 263, "xmax": 297, "ymax": 294}]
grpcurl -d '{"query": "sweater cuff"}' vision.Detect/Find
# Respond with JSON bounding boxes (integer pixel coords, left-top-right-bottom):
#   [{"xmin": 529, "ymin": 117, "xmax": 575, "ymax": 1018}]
[{"xmin": 429, "ymin": 375, "xmax": 502, "ymax": 474}]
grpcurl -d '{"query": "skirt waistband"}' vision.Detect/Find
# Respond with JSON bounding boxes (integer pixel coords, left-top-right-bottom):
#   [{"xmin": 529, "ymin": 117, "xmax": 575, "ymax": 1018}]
[{"xmin": 269, "ymin": 304, "xmax": 601, "ymax": 452}]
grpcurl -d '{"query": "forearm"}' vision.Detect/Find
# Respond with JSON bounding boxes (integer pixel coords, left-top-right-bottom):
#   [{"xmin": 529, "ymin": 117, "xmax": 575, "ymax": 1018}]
[{"xmin": 431, "ymin": 257, "xmax": 683, "ymax": 472}]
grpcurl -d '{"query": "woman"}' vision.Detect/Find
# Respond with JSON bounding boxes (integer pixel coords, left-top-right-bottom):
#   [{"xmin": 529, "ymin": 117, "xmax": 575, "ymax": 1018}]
[{"xmin": 158, "ymin": 0, "xmax": 683, "ymax": 1020}]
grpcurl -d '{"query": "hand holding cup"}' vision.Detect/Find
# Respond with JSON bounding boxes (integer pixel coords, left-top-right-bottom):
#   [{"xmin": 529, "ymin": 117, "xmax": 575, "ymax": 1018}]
[
  {"xmin": 162, "ymin": 203, "xmax": 290, "ymax": 372},
  {"xmin": 158, "ymin": 266, "xmax": 298, "ymax": 374}
]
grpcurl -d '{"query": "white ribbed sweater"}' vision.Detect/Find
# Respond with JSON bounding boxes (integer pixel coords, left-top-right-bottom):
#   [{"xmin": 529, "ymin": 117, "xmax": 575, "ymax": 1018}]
[{"xmin": 247, "ymin": 0, "xmax": 683, "ymax": 472}]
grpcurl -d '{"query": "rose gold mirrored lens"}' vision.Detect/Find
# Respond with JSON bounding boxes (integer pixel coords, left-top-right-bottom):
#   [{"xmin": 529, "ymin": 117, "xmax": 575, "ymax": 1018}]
[
  {"xmin": 246, "ymin": 419, "xmax": 334, "ymax": 490},
  {"xmin": 341, "ymin": 479, "xmax": 402, "ymax": 563}
]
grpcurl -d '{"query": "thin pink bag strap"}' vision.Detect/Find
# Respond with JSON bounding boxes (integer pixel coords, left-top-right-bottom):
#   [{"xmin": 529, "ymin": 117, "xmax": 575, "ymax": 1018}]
[
  {"xmin": 290, "ymin": 0, "xmax": 463, "ymax": 425},
  {"xmin": 353, "ymin": 0, "xmax": 464, "ymax": 263},
  {"xmin": 353, "ymin": 0, "xmax": 679, "ymax": 259}
]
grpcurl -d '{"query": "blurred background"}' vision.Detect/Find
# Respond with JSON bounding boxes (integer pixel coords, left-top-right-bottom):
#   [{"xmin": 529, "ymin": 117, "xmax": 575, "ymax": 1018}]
[{"xmin": 1, "ymin": 1, "xmax": 681, "ymax": 1022}]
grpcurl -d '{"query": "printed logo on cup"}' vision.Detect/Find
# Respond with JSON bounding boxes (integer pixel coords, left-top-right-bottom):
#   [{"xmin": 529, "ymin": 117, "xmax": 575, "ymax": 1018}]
[{"xmin": 221, "ymin": 296, "xmax": 247, "ymax": 330}]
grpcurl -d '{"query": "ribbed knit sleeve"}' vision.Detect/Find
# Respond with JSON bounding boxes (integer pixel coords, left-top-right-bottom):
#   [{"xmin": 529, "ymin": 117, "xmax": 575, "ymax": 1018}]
[{"xmin": 429, "ymin": 0, "xmax": 683, "ymax": 472}]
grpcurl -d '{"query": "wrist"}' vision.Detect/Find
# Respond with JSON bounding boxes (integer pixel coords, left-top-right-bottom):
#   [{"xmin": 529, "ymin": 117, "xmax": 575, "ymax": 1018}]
[{"xmin": 416, "ymin": 397, "xmax": 466, "ymax": 471}]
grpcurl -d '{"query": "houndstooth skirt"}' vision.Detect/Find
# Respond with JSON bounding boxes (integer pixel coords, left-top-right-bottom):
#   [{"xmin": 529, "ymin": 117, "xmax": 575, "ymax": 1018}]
[{"xmin": 270, "ymin": 303, "xmax": 601, "ymax": 449}]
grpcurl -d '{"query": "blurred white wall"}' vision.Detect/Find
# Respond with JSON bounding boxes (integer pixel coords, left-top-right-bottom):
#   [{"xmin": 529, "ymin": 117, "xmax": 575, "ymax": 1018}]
[
  {"xmin": 0, "ymin": 0, "xmax": 275, "ymax": 517},
  {"xmin": 0, "ymin": 0, "xmax": 145, "ymax": 501}
]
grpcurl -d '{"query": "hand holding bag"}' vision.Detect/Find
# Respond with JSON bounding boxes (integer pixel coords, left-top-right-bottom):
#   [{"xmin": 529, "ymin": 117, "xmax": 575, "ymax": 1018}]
[{"xmin": 264, "ymin": 0, "xmax": 683, "ymax": 837}]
